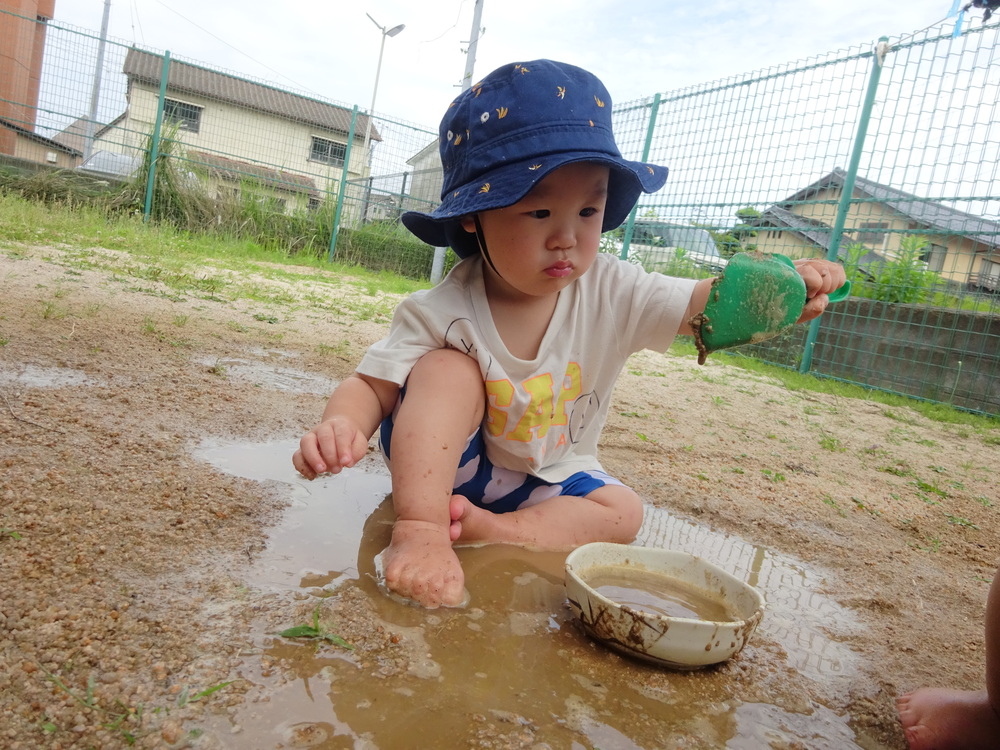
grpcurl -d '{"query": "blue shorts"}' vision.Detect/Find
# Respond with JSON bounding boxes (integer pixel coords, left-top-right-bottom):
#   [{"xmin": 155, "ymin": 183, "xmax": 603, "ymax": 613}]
[{"xmin": 378, "ymin": 388, "xmax": 623, "ymax": 515}]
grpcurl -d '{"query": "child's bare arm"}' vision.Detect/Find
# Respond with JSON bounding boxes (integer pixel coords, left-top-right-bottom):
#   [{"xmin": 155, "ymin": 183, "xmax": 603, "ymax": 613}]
[{"xmin": 293, "ymin": 374, "xmax": 398, "ymax": 479}]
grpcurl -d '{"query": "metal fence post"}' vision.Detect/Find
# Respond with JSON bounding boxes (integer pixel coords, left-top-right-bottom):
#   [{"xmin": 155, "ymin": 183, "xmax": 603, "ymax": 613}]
[
  {"xmin": 620, "ymin": 93, "xmax": 662, "ymax": 260},
  {"xmin": 142, "ymin": 51, "xmax": 171, "ymax": 222},
  {"xmin": 799, "ymin": 37, "xmax": 889, "ymax": 374},
  {"xmin": 329, "ymin": 106, "xmax": 359, "ymax": 262}
]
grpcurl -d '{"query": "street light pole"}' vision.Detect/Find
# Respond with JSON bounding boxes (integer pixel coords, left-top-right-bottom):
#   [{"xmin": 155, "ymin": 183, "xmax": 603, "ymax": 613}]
[{"xmin": 362, "ymin": 13, "xmax": 405, "ymax": 171}]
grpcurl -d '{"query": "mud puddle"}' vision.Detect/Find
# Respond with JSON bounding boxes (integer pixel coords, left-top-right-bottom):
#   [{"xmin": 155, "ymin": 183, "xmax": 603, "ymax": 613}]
[
  {"xmin": 0, "ymin": 363, "xmax": 96, "ymax": 388},
  {"xmin": 194, "ymin": 356, "xmax": 337, "ymax": 395},
  {"xmin": 194, "ymin": 439, "xmax": 880, "ymax": 749}
]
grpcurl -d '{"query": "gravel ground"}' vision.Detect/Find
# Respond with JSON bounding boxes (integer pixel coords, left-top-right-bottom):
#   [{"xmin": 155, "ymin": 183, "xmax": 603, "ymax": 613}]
[{"xmin": 1, "ymin": 242, "xmax": 997, "ymax": 748}]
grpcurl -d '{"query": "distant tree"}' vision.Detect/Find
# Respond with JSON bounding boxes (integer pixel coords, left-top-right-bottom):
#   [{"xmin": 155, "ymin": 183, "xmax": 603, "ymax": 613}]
[{"xmin": 706, "ymin": 206, "xmax": 760, "ymax": 258}]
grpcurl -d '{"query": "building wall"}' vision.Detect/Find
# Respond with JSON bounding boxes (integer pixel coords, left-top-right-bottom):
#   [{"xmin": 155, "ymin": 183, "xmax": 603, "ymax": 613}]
[
  {"xmin": 786, "ymin": 185, "xmax": 991, "ymax": 287},
  {"xmin": 11, "ymin": 132, "xmax": 76, "ymax": 167},
  {"xmin": 95, "ymin": 82, "xmax": 369, "ymax": 215},
  {"xmin": 0, "ymin": 0, "xmax": 55, "ymax": 154}
]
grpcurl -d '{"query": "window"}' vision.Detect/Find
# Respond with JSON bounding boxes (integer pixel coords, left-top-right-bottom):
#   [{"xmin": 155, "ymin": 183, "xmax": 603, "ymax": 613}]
[
  {"xmin": 310, "ymin": 136, "xmax": 346, "ymax": 167},
  {"xmin": 164, "ymin": 99, "xmax": 202, "ymax": 133},
  {"xmin": 856, "ymin": 221, "xmax": 889, "ymax": 247},
  {"xmin": 921, "ymin": 243, "xmax": 947, "ymax": 273}
]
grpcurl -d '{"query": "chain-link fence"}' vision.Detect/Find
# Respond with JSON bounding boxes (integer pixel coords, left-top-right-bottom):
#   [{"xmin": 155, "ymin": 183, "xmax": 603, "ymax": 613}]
[
  {"xmin": 1, "ymin": 10, "xmax": 998, "ymax": 414},
  {"xmin": 615, "ymin": 23, "xmax": 1000, "ymax": 415}
]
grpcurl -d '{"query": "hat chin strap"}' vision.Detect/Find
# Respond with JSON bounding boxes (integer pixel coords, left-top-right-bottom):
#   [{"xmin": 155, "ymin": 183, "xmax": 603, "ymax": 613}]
[{"xmin": 473, "ymin": 214, "xmax": 503, "ymax": 279}]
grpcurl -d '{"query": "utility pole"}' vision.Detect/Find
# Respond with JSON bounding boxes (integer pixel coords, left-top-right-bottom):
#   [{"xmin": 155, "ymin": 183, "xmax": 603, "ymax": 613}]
[
  {"xmin": 431, "ymin": 0, "xmax": 484, "ymax": 282},
  {"xmin": 83, "ymin": 0, "xmax": 112, "ymax": 162},
  {"xmin": 461, "ymin": 0, "xmax": 484, "ymax": 91}
]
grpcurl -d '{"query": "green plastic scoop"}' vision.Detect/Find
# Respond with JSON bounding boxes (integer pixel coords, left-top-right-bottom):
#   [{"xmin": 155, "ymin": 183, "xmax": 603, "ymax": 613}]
[{"xmin": 690, "ymin": 252, "xmax": 851, "ymax": 365}]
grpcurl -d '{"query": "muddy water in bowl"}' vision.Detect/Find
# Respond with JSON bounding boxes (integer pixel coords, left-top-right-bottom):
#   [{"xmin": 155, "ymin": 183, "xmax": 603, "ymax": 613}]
[
  {"xmin": 565, "ymin": 543, "xmax": 765, "ymax": 669},
  {"xmin": 586, "ymin": 565, "xmax": 736, "ymax": 622}
]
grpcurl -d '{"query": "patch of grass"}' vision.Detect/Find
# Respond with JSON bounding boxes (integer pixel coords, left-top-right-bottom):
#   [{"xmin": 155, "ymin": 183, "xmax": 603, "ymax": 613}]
[
  {"xmin": 41, "ymin": 665, "xmax": 232, "ymax": 746},
  {"xmin": 945, "ymin": 515, "xmax": 979, "ymax": 530},
  {"xmin": 316, "ymin": 340, "xmax": 351, "ymax": 357},
  {"xmin": 914, "ymin": 478, "xmax": 948, "ymax": 499},
  {"xmin": 819, "ymin": 435, "xmax": 846, "ymax": 452}
]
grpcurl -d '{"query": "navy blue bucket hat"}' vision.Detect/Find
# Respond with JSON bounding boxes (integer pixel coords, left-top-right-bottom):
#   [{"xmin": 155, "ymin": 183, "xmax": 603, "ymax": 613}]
[{"xmin": 401, "ymin": 59, "xmax": 668, "ymax": 258}]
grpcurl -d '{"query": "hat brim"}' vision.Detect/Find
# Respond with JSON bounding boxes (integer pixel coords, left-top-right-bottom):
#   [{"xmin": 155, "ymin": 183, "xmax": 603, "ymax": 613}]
[{"xmin": 402, "ymin": 154, "xmax": 667, "ymax": 258}]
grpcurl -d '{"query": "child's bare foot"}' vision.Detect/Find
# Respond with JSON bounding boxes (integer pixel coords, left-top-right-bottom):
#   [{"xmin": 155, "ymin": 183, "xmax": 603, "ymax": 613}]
[
  {"xmin": 380, "ymin": 519, "xmax": 466, "ymax": 609},
  {"xmin": 896, "ymin": 688, "xmax": 1000, "ymax": 749},
  {"xmin": 449, "ymin": 494, "xmax": 498, "ymax": 544}
]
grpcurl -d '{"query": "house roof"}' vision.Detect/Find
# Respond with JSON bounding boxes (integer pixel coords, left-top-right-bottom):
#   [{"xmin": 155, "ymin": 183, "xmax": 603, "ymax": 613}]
[
  {"xmin": 188, "ymin": 150, "xmax": 316, "ymax": 195},
  {"xmin": 781, "ymin": 168, "xmax": 1000, "ymax": 250},
  {"xmin": 0, "ymin": 118, "xmax": 81, "ymax": 155},
  {"xmin": 759, "ymin": 205, "xmax": 887, "ymax": 266},
  {"xmin": 122, "ymin": 48, "xmax": 379, "ymax": 142}
]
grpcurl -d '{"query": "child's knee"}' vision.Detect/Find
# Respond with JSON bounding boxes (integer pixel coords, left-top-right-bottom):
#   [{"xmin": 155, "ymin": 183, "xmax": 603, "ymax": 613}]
[
  {"xmin": 595, "ymin": 487, "xmax": 644, "ymax": 542},
  {"xmin": 411, "ymin": 349, "xmax": 482, "ymax": 390}
]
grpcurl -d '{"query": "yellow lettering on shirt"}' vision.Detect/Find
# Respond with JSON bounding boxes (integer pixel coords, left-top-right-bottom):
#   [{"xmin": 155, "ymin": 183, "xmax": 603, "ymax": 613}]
[
  {"xmin": 508, "ymin": 373, "xmax": 555, "ymax": 442},
  {"xmin": 505, "ymin": 363, "xmax": 583, "ymax": 443},
  {"xmin": 552, "ymin": 362, "xmax": 581, "ymax": 426},
  {"xmin": 485, "ymin": 379, "xmax": 515, "ymax": 436}
]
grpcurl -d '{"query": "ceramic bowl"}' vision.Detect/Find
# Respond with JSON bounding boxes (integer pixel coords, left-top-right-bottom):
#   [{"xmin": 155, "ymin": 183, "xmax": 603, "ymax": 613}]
[{"xmin": 564, "ymin": 542, "xmax": 765, "ymax": 669}]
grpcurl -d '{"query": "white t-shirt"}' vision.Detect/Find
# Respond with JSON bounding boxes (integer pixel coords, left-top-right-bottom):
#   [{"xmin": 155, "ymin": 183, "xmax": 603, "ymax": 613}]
[{"xmin": 357, "ymin": 253, "xmax": 697, "ymax": 482}]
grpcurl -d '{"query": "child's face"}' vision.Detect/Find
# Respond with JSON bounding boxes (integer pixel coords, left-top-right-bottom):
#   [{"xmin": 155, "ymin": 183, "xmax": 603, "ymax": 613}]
[{"xmin": 461, "ymin": 162, "xmax": 610, "ymax": 298}]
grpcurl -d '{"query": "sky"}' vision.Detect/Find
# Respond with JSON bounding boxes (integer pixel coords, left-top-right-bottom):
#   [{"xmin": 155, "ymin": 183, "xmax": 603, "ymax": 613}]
[{"xmin": 49, "ymin": 0, "xmax": 969, "ymax": 131}]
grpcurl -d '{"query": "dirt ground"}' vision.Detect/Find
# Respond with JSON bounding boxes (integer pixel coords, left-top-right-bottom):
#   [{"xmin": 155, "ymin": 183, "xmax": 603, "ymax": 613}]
[{"xmin": 1, "ymin": 242, "xmax": 997, "ymax": 749}]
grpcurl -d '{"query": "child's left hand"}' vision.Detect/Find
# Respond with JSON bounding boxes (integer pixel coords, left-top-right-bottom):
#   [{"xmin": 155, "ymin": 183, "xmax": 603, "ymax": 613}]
[{"xmin": 793, "ymin": 259, "xmax": 847, "ymax": 323}]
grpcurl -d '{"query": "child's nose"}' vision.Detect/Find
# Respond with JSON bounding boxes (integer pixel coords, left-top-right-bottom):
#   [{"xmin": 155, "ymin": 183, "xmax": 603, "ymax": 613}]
[{"xmin": 546, "ymin": 222, "xmax": 576, "ymax": 250}]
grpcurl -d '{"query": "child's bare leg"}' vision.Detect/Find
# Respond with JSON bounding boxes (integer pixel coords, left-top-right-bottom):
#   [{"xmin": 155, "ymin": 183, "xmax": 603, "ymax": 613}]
[
  {"xmin": 380, "ymin": 349, "xmax": 484, "ymax": 609},
  {"xmin": 896, "ymin": 566, "xmax": 1000, "ymax": 750},
  {"xmin": 449, "ymin": 484, "xmax": 644, "ymax": 548}
]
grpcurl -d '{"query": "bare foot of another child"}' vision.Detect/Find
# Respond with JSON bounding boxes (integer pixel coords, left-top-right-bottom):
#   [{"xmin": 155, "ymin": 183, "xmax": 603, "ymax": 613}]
[{"xmin": 896, "ymin": 687, "xmax": 1000, "ymax": 749}]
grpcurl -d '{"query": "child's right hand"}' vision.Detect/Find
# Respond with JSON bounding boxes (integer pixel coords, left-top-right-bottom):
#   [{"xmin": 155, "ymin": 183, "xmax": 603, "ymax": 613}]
[
  {"xmin": 381, "ymin": 519, "xmax": 467, "ymax": 609},
  {"xmin": 293, "ymin": 416, "xmax": 370, "ymax": 479}
]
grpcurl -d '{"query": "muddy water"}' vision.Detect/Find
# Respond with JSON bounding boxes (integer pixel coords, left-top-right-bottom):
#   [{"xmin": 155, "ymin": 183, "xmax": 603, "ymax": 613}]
[{"xmin": 195, "ymin": 439, "xmax": 880, "ymax": 749}]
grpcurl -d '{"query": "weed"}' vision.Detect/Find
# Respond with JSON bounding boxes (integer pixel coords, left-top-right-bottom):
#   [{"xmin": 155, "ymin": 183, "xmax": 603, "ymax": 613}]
[
  {"xmin": 1, "ymin": 528, "xmax": 23, "ymax": 541},
  {"xmin": 945, "ymin": 515, "xmax": 979, "ymax": 529},
  {"xmin": 914, "ymin": 478, "xmax": 948, "ymax": 498},
  {"xmin": 822, "ymin": 494, "xmax": 847, "ymax": 517},
  {"xmin": 226, "ymin": 321, "xmax": 249, "ymax": 333},
  {"xmin": 819, "ymin": 435, "xmax": 846, "ymax": 452},
  {"xmin": 40, "ymin": 300, "xmax": 67, "ymax": 319},
  {"xmin": 912, "ymin": 537, "xmax": 943, "ymax": 553},
  {"xmin": 172, "ymin": 315, "xmax": 189, "ymax": 327},
  {"xmin": 878, "ymin": 464, "xmax": 912, "ymax": 477},
  {"xmin": 851, "ymin": 497, "xmax": 882, "ymax": 516},
  {"xmin": 141, "ymin": 317, "xmax": 157, "ymax": 335},
  {"xmin": 710, "ymin": 395, "xmax": 728, "ymax": 407},
  {"xmin": 975, "ymin": 496, "xmax": 993, "ymax": 508},
  {"xmin": 761, "ymin": 469, "xmax": 786, "ymax": 482},
  {"xmin": 0, "ymin": 335, "xmax": 8, "ymax": 346},
  {"xmin": 42, "ymin": 665, "xmax": 232, "ymax": 746},
  {"xmin": 207, "ymin": 361, "xmax": 227, "ymax": 376},
  {"xmin": 252, "ymin": 313, "xmax": 279, "ymax": 324},
  {"xmin": 277, "ymin": 605, "xmax": 353, "ymax": 650},
  {"xmin": 635, "ymin": 433, "xmax": 656, "ymax": 443}
]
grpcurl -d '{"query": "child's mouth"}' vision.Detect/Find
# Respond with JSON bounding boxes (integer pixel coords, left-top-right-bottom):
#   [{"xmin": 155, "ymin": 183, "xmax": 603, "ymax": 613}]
[{"xmin": 545, "ymin": 261, "xmax": 573, "ymax": 278}]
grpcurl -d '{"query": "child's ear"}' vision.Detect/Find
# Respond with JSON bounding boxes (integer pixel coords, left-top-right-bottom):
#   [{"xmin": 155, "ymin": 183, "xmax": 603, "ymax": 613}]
[{"xmin": 459, "ymin": 215, "xmax": 477, "ymax": 233}]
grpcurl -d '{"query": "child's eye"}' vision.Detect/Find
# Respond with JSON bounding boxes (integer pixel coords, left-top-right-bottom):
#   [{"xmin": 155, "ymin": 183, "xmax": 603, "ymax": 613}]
[
  {"xmin": 528, "ymin": 209, "xmax": 550, "ymax": 219},
  {"xmin": 580, "ymin": 207, "xmax": 600, "ymax": 217}
]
